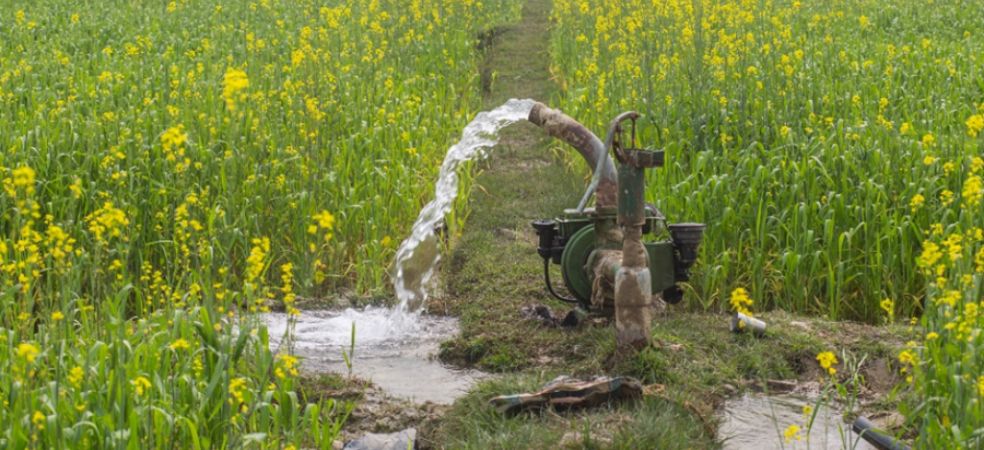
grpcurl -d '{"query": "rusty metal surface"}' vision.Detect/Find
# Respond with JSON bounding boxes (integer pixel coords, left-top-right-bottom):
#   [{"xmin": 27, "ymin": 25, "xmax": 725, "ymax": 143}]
[
  {"xmin": 605, "ymin": 111, "xmax": 641, "ymax": 163},
  {"xmin": 621, "ymin": 149, "xmax": 664, "ymax": 168},
  {"xmin": 588, "ymin": 249, "xmax": 621, "ymax": 309},
  {"xmin": 592, "ymin": 214, "xmax": 622, "ymax": 248},
  {"xmin": 614, "ymin": 266, "xmax": 653, "ymax": 350},
  {"xmin": 529, "ymin": 105, "xmax": 694, "ymax": 352},
  {"xmin": 528, "ymin": 103, "xmax": 617, "ymax": 210}
]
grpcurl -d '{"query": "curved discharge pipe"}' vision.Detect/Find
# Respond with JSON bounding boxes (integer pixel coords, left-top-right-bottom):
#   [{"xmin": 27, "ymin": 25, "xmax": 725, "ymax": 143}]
[{"xmin": 528, "ymin": 102, "xmax": 618, "ymax": 211}]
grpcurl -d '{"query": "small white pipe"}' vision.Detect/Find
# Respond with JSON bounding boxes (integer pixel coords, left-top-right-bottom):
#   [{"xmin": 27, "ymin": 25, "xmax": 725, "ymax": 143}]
[{"xmin": 730, "ymin": 312, "xmax": 766, "ymax": 336}]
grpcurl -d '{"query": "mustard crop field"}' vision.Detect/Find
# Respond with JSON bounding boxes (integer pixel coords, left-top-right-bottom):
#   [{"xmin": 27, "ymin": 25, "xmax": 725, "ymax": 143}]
[
  {"xmin": 0, "ymin": 0, "xmax": 517, "ymax": 447},
  {"xmin": 2, "ymin": 0, "xmax": 983, "ymax": 447},
  {"xmin": 551, "ymin": 0, "xmax": 982, "ymax": 446}
]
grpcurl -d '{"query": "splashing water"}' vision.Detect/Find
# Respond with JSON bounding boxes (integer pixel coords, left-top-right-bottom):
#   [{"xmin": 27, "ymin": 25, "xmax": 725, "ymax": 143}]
[
  {"xmin": 259, "ymin": 101, "xmax": 532, "ymax": 401},
  {"xmin": 275, "ymin": 99, "xmax": 535, "ymax": 346},
  {"xmin": 392, "ymin": 98, "xmax": 535, "ymax": 313}
]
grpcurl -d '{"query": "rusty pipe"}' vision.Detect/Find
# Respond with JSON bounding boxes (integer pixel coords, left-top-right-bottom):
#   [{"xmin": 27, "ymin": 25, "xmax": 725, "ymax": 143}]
[{"xmin": 528, "ymin": 102, "xmax": 617, "ymax": 212}]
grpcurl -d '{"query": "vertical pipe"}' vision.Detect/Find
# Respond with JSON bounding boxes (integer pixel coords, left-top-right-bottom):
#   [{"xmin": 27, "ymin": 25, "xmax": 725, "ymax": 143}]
[{"xmin": 615, "ymin": 163, "xmax": 652, "ymax": 350}]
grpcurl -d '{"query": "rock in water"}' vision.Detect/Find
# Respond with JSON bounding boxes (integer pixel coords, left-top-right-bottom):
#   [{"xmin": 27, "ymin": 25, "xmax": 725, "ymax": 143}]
[{"xmin": 343, "ymin": 428, "xmax": 416, "ymax": 450}]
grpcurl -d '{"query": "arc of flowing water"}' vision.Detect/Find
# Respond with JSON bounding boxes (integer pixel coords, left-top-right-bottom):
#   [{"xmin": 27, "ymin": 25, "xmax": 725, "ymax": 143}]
[
  {"xmin": 392, "ymin": 98, "xmax": 536, "ymax": 314},
  {"xmin": 261, "ymin": 100, "xmax": 536, "ymax": 364}
]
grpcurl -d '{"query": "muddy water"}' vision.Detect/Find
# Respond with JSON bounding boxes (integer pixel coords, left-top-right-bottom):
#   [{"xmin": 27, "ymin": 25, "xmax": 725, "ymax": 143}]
[
  {"xmin": 263, "ymin": 308, "xmax": 486, "ymax": 405},
  {"xmin": 718, "ymin": 393, "xmax": 875, "ymax": 450}
]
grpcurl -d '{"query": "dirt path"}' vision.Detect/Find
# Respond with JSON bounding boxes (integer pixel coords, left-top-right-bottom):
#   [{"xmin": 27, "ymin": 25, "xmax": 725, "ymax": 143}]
[
  {"xmin": 426, "ymin": 0, "xmax": 723, "ymax": 446},
  {"xmin": 479, "ymin": 0, "xmax": 554, "ymax": 107}
]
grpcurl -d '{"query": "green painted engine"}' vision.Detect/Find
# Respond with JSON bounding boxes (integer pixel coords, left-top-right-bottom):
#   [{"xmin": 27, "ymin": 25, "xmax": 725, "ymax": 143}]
[
  {"xmin": 532, "ymin": 206, "xmax": 692, "ymax": 311},
  {"xmin": 526, "ymin": 103, "xmax": 705, "ymax": 318}
]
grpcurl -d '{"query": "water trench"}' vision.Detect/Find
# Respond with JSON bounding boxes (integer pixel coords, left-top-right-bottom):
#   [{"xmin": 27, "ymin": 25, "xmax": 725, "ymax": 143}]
[
  {"xmin": 262, "ymin": 309, "xmax": 486, "ymax": 404},
  {"xmin": 263, "ymin": 99, "xmax": 535, "ymax": 403},
  {"xmin": 717, "ymin": 393, "xmax": 876, "ymax": 450}
]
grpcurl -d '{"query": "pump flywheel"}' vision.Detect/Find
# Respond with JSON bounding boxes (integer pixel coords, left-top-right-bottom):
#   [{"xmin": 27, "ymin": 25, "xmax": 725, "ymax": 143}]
[{"xmin": 560, "ymin": 224, "xmax": 597, "ymax": 308}]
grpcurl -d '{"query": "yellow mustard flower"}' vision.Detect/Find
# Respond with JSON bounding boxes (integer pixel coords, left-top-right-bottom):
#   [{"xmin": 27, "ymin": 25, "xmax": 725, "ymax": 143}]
[
  {"xmin": 967, "ymin": 114, "xmax": 984, "ymax": 138},
  {"xmin": 274, "ymin": 353, "xmax": 299, "ymax": 379},
  {"xmin": 16, "ymin": 342, "xmax": 40, "ymax": 363},
  {"xmin": 161, "ymin": 125, "xmax": 188, "ymax": 152},
  {"xmin": 222, "ymin": 68, "xmax": 249, "ymax": 111},
  {"xmin": 921, "ymin": 133, "xmax": 935, "ymax": 146},
  {"xmin": 68, "ymin": 366, "xmax": 85, "ymax": 388},
  {"xmin": 132, "ymin": 376, "xmax": 152, "ymax": 396},
  {"xmin": 784, "ymin": 424, "xmax": 802, "ymax": 442},
  {"xmin": 962, "ymin": 175, "xmax": 982, "ymax": 207},
  {"xmin": 245, "ymin": 237, "xmax": 270, "ymax": 282},
  {"xmin": 229, "ymin": 377, "xmax": 248, "ymax": 404},
  {"xmin": 898, "ymin": 349, "xmax": 917, "ymax": 366},
  {"xmin": 880, "ymin": 298, "xmax": 894, "ymax": 321},
  {"xmin": 86, "ymin": 202, "xmax": 129, "ymax": 243},
  {"xmin": 909, "ymin": 193, "xmax": 924, "ymax": 212},
  {"xmin": 729, "ymin": 287, "xmax": 754, "ymax": 316},
  {"xmin": 816, "ymin": 351, "xmax": 838, "ymax": 375},
  {"xmin": 169, "ymin": 338, "xmax": 191, "ymax": 351}
]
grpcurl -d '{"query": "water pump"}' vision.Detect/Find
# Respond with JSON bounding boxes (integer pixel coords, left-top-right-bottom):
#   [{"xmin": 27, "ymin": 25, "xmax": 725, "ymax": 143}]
[{"xmin": 528, "ymin": 103, "xmax": 704, "ymax": 350}]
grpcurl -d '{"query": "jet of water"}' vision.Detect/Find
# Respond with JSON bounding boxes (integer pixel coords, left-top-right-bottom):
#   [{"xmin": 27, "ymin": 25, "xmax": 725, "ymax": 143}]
[
  {"xmin": 262, "ymin": 100, "xmax": 536, "ymax": 377},
  {"xmin": 392, "ymin": 98, "xmax": 536, "ymax": 313}
]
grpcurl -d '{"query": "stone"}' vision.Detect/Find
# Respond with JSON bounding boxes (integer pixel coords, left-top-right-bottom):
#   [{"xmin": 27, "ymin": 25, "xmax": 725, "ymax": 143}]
[
  {"xmin": 559, "ymin": 431, "xmax": 582, "ymax": 448},
  {"xmin": 871, "ymin": 411, "xmax": 906, "ymax": 430},
  {"xmin": 765, "ymin": 379, "xmax": 798, "ymax": 393},
  {"xmin": 343, "ymin": 428, "xmax": 416, "ymax": 450}
]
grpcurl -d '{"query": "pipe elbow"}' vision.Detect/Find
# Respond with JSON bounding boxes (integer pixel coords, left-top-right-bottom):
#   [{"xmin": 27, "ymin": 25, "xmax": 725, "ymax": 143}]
[
  {"xmin": 527, "ymin": 101, "xmax": 549, "ymax": 126},
  {"xmin": 527, "ymin": 103, "xmax": 617, "ymax": 210}
]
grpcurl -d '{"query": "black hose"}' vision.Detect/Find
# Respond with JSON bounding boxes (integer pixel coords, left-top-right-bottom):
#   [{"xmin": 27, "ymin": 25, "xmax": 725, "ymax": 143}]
[
  {"xmin": 543, "ymin": 258, "xmax": 579, "ymax": 304},
  {"xmin": 852, "ymin": 416, "xmax": 909, "ymax": 450}
]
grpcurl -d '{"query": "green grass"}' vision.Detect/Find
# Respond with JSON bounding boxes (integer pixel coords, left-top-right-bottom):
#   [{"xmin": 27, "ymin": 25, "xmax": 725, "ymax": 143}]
[
  {"xmin": 0, "ymin": 0, "xmax": 522, "ymax": 299},
  {"xmin": 549, "ymin": 0, "xmax": 984, "ymax": 323},
  {"xmin": 0, "ymin": 0, "xmax": 524, "ymax": 446},
  {"xmin": 2, "ymin": 0, "xmax": 976, "ymax": 445},
  {"xmin": 433, "ymin": 375, "xmax": 716, "ymax": 449},
  {"xmin": 430, "ymin": 1, "xmax": 912, "ymax": 445},
  {"xmin": 547, "ymin": 0, "xmax": 984, "ymax": 445}
]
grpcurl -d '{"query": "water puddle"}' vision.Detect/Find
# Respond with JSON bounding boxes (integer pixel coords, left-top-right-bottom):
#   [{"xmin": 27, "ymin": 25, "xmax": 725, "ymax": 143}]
[
  {"xmin": 717, "ymin": 393, "xmax": 875, "ymax": 450},
  {"xmin": 263, "ymin": 308, "xmax": 486, "ymax": 404}
]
